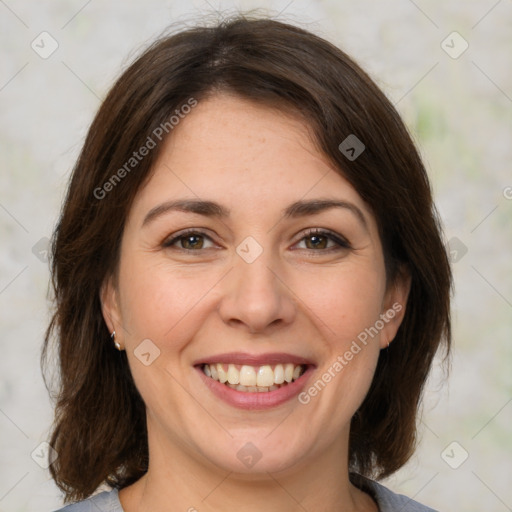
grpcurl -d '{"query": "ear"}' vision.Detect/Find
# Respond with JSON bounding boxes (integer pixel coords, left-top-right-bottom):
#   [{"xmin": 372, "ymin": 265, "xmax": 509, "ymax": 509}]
[
  {"xmin": 379, "ymin": 265, "xmax": 411, "ymax": 349},
  {"xmin": 100, "ymin": 274, "xmax": 122, "ymax": 338}
]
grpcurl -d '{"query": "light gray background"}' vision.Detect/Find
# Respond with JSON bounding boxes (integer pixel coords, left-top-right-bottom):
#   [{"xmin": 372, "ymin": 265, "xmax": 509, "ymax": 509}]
[{"xmin": 1, "ymin": 1, "xmax": 511, "ymax": 511}]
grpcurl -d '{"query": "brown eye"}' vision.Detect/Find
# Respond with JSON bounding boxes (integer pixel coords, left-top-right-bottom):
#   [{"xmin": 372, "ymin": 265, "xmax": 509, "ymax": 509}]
[
  {"xmin": 163, "ymin": 230, "xmax": 215, "ymax": 251},
  {"xmin": 304, "ymin": 234, "xmax": 329, "ymax": 250},
  {"xmin": 179, "ymin": 234, "xmax": 205, "ymax": 250},
  {"xmin": 295, "ymin": 229, "xmax": 351, "ymax": 251}
]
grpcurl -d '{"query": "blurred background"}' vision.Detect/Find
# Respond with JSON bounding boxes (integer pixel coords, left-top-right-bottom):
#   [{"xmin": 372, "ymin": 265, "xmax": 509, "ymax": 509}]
[{"xmin": 0, "ymin": 1, "xmax": 511, "ymax": 511}]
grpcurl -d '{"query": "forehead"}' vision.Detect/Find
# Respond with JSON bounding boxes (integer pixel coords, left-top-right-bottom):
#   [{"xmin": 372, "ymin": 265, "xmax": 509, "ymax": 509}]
[{"xmin": 130, "ymin": 94, "xmax": 370, "ymax": 221}]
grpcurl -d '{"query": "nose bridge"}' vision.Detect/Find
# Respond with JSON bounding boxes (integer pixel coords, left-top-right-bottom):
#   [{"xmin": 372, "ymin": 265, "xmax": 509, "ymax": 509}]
[
  {"xmin": 235, "ymin": 247, "xmax": 278, "ymax": 298},
  {"xmin": 218, "ymin": 240, "xmax": 295, "ymax": 333}
]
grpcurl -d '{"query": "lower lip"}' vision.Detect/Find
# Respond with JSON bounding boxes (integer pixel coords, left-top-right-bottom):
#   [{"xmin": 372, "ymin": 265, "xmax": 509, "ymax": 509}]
[{"xmin": 195, "ymin": 366, "xmax": 314, "ymax": 410}]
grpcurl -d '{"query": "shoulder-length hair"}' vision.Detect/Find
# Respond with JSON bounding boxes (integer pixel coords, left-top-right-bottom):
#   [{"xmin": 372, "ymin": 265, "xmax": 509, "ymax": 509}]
[{"xmin": 43, "ymin": 12, "xmax": 452, "ymax": 503}]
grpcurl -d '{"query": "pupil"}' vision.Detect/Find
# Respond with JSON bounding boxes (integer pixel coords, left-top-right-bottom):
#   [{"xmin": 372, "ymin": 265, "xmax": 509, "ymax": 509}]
[
  {"xmin": 308, "ymin": 235, "xmax": 326, "ymax": 249},
  {"xmin": 184, "ymin": 235, "xmax": 202, "ymax": 249}
]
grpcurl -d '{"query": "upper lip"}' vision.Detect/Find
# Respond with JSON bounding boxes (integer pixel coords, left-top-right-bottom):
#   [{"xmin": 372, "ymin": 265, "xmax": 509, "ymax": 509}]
[{"xmin": 193, "ymin": 352, "xmax": 316, "ymax": 367}]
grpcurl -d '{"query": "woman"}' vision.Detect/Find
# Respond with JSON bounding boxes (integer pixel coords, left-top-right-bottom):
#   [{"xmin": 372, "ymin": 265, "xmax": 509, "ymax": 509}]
[{"xmin": 44, "ymin": 13, "xmax": 452, "ymax": 512}]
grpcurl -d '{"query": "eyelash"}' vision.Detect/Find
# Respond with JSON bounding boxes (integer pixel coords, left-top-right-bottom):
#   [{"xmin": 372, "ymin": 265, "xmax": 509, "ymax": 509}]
[{"xmin": 162, "ymin": 228, "xmax": 351, "ymax": 254}]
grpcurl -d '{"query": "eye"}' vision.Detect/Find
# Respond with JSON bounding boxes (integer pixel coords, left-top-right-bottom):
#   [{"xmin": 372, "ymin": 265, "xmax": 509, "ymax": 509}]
[
  {"xmin": 162, "ymin": 228, "xmax": 351, "ymax": 253},
  {"xmin": 162, "ymin": 229, "xmax": 216, "ymax": 251},
  {"xmin": 294, "ymin": 228, "xmax": 351, "ymax": 251}
]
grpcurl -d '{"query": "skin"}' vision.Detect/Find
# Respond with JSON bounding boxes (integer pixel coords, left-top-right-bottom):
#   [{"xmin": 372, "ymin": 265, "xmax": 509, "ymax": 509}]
[{"xmin": 101, "ymin": 93, "xmax": 410, "ymax": 512}]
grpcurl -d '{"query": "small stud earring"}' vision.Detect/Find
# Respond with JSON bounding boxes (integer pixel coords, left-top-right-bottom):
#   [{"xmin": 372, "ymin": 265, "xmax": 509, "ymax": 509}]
[{"xmin": 111, "ymin": 330, "xmax": 121, "ymax": 351}]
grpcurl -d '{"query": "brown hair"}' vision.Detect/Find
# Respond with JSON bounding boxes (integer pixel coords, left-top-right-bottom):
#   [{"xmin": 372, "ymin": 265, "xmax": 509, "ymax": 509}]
[{"xmin": 42, "ymin": 12, "xmax": 452, "ymax": 503}]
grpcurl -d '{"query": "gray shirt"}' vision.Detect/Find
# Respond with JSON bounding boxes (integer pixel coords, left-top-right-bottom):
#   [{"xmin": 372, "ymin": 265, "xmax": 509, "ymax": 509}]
[{"xmin": 54, "ymin": 480, "xmax": 438, "ymax": 511}]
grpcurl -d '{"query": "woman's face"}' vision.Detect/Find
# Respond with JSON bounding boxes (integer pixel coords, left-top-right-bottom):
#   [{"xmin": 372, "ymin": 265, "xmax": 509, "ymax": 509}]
[{"xmin": 102, "ymin": 94, "xmax": 409, "ymax": 476}]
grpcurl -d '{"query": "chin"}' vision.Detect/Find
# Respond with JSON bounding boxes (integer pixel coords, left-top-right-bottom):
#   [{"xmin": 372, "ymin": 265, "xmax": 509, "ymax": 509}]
[{"xmin": 193, "ymin": 431, "xmax": 314, "ymax": 476}]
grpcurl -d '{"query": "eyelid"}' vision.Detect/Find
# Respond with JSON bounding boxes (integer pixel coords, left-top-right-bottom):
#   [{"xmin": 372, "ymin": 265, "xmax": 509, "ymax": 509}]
[
  {"xmin": 162, "ymin": 227, "xmax": 351, "ymax": 252},
  {"xmin": 294, "ymin": 228, "xmax": 352, "ymax": 250},
  {"xmin": 162, "ymin": 228, "xmax": 219, "ymax": 249}
]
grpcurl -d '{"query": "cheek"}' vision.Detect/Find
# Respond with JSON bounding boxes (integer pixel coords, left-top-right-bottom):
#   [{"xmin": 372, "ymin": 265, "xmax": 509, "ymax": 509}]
[
  {"xmin": 117, "ymin": 259, "xmax": 210, "ymax": 419},
  {"xmin": 293, "ymin": 264, "xmax": 385, "ymax": 416},
  {"xmin": 118, "ymin": 257, "xmax": 220, "ymax": 342},
  {"xmin": 298, "ymin": 263, "xmax": 386, "ymax": 347}
]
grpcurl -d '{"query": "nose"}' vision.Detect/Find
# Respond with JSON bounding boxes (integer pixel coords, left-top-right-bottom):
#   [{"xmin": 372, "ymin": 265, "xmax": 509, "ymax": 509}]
[{"xmin": 217, "ymin": 250, "xmax": 296, "ymax": 335}]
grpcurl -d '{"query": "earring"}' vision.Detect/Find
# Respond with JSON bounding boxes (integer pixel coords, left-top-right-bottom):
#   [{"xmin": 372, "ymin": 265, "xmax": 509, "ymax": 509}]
[{"xmin": 111, "ymin": 330, "xmax": 121, "ymax": 351}]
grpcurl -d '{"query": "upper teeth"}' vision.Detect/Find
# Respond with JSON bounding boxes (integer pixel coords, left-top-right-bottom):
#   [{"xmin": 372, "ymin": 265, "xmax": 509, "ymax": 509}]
[{"xmin": 203, "ymin": 363, "xmax": 304, "ymax": 387}]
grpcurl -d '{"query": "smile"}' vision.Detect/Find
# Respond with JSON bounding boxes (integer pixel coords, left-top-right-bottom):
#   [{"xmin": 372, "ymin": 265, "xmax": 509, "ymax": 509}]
[{"xmin": 202, "ymin": 363, "xmax": 306, "ymax": 392}]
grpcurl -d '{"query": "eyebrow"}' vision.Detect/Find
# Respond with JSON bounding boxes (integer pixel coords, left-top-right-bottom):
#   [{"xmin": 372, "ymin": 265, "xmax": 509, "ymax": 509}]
[
  {"xmin": 283, "ymin": 199, "xmax": 368, "ymax": 230},
  {"xmin": 142, "ymin": 198, "xmax": 368, "ymax": 230}
]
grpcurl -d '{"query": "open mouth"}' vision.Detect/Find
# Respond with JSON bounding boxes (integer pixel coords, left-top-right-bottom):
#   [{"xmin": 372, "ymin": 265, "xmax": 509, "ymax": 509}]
[{"xmin": 201, "ymin": 363, "xmax": 307, "ymax": 393}]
